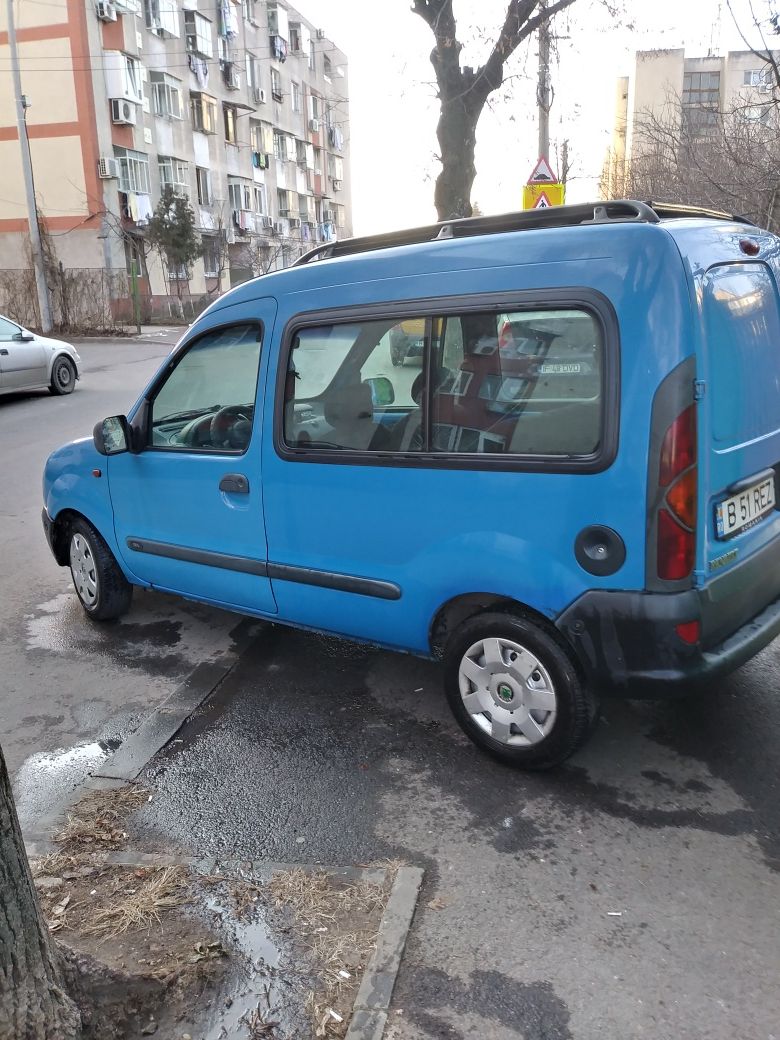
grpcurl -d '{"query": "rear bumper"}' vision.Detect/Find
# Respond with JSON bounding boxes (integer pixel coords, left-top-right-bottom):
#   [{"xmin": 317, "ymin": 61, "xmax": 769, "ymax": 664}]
[{"xmin": 557, "ymin": 568, "xmax": 780, "ymax": 697}]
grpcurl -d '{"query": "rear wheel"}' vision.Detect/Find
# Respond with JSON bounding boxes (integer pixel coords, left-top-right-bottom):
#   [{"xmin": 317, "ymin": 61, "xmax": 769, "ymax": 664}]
[
  {"xmin": 443, "ymin": 612, "xmax": 598, "ymax": 769},
  {"xmin": 50, "ymin": 355, "xmax": 76, "ymax": 395},
  {"xmin": 68, "ymin": 518, "xmax": 132, "ymax": 621}
]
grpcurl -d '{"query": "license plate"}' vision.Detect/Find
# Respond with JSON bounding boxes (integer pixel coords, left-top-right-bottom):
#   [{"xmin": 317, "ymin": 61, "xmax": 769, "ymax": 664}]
[{"xmin": 715, "ymin": 476, "xmax": 776, "ymax": 539}]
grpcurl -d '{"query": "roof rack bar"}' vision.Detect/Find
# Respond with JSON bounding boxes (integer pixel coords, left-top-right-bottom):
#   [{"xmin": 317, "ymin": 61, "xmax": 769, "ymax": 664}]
[{"xmin": 293, "ymin": 199, "xmax": 755, "ymax": 266}]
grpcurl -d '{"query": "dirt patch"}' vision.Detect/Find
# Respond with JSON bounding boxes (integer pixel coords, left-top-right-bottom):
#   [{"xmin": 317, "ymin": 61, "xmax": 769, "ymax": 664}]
[{"xmin": 29, "ymin": 786, "xmax": 396, "ymax": 1037}]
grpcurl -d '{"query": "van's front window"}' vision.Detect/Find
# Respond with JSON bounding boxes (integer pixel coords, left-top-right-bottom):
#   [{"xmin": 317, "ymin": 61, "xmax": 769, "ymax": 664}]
[{"xmin": 150, "ymin": 324, "xmax": 262, "ymax": 452}]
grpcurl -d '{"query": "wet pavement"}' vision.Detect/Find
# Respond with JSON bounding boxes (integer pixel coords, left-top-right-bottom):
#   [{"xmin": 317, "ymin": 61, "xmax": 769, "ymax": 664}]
[
  {"xmin": 3, "ymin": 339, "xmax": 780, "ymax": 1038},
  {"xmin": 129, "ymin": 626, "xmax": 780, "ymax": 1040}
]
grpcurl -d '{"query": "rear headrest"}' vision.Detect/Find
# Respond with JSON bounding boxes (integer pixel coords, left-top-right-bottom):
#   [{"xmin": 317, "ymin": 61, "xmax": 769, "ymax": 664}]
[{"xmin": 324, "ymin": 382, "xmax": 373, "ymax": 426}]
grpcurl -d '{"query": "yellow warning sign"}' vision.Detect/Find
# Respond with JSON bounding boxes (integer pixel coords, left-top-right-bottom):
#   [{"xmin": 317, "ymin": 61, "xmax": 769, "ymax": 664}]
[{"xmin": 523, "ymin": 182, "xmax": 565, "ymax": 209}]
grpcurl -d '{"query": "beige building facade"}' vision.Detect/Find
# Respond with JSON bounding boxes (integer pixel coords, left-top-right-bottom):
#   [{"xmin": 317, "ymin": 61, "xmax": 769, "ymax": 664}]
[
  {"xmin": 0, "ymin": 0, "xmax": 352, "ymax": 315},
  {"xmin": 604, "ymin": 48, "xmax": 776, "ymax": 199}
]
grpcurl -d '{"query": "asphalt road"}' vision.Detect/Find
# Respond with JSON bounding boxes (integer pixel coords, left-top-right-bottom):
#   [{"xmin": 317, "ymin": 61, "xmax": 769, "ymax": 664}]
[{"xmin": 2, "ymin": 338, "xmax": 779, "ymax": 1039}]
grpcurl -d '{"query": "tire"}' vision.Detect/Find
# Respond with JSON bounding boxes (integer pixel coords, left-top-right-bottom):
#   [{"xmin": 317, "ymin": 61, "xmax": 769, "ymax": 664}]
[
  {"xmin": 68, "ymin": 518, "xmax": 133, "ymax": 621},
  {"xmin": 49, "ymin": 355, "xmax": 76, "ymax": 396},
  {"xmin": 443, "ymin": 611, "xmax": 598, "ymax": 770}
]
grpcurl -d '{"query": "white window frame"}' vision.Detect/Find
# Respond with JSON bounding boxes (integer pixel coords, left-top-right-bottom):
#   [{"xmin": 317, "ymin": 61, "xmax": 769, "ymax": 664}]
[
  {"xmin": 224, "ymin": 103, "xmax": 239, "ymax": 145},
  {"xmin": 115, "ymin": 148, "xmax": 151, "ymax": 194},
  {"xmin": 124, "ymin": 54, "xmax": 144, "ymax": 104},
  {"xmin": 228, "ymin": 180, "xmax": 253, "ymax": 211},
  {"xmin": 144, "ymin": 0, "xmax": 180, "ymax": 38},
  {"xmin": 150, "ymin": 72, "xmax": 182, "ymax": 119},
  {"xmin": 196, "ymin": 166, "xmax": 212, "ymax": 206},
  {"xmin": 270, "ymin": 67, "xmax": 283, "ymax": 102},
  {"xmin": 291, "ymin": 81, "xmax": 301, "ymax": 112},
  {"xmin": 158, "ymin": 156, "xmax": 189, "ymax": 197},
  {"xmin": 185, "ymin": 10, "xmax": 213, "ymax": 57},
  {"xmin": 253, "ymin": 184, "xmax": 268, "ymax": 215}
]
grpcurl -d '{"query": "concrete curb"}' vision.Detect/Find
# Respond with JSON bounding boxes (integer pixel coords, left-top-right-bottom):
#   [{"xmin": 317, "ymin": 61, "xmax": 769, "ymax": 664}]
[{"xmin": 346, "ymin": 865, "xmax": 425, "ymax": 1040}]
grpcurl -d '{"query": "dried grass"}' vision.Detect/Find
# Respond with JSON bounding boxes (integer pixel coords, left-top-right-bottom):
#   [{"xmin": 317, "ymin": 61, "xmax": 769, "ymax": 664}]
[
  {"xmin": 83, "ymin": 865, "xmax": 192, "ymax": 938},
  {"xmin": 55, "ymin": 786, "xmax": 150, "ymax": 853},
  {"xmin": 269, "ymin": 869, "xmax": 386, "ymax": 1037}
]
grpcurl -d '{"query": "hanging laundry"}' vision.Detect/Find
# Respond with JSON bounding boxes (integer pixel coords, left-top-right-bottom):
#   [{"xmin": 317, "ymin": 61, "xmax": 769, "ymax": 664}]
[
  {"xmin": 136, "ymin": 195, "xmax": 154, "ymax": 224},
  {"xmin": 127, "ymin": 193, "xmax": 139, "ymax": 222},
  {"xmin": 271, "ymin": 35, "xmax": 288, "ymax": 62}
]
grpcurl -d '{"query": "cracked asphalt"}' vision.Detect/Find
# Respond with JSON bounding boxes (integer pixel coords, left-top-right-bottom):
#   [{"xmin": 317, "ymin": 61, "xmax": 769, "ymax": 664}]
[{"xmin": 3, "ymin": 339, "xmax": 779, "ymax": 1039}]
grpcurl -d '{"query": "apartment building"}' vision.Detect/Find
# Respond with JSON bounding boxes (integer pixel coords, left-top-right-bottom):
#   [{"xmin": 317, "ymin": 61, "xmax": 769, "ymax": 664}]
[
  {"xmin": 604, "ymin": 48, "xmax": 776, "ymax": 197},
  {"xmin": 0, "ymin": 0, "xmax": 352, "ymax": 306}
]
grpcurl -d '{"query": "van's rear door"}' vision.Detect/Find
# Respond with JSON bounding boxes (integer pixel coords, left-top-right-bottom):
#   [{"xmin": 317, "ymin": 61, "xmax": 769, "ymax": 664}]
[{"xmin": 702, "ymin": 261, "xmax": 780, "ymax": 579}]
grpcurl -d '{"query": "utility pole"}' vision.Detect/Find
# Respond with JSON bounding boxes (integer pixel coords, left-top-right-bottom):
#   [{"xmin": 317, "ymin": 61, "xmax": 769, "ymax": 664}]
[
  {"xmin": 537, "ymin": 0, "xmax": 551, "ymax": 161},
  {"xmin": 6, "ymin": 0, "xmax": 53, "ymax": 332}
]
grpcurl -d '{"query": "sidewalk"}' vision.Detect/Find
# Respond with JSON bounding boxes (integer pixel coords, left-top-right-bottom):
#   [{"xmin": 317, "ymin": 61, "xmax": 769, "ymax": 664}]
[{"xmin": 72, "ymin": 324, "xmax": 188, "ymax": 346}]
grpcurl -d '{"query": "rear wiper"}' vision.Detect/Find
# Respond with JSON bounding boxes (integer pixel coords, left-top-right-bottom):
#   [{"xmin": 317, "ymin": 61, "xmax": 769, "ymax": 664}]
[{"xmin": 154, "ymin": 405, "xmax": 220, "ymax": 425}]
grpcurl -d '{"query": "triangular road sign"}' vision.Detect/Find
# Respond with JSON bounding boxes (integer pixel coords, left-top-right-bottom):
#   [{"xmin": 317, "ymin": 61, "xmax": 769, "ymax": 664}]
[
  {"xmin": 528, "ymin": 156, "xmax": 557, "ymax": 183},
  {"xmin": 533, "ymin": 191, "xmax": 552, "ymax": 208}
]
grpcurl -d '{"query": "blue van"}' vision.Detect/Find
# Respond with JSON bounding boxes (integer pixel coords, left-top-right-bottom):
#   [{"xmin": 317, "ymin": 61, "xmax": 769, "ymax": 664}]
[{"xmin": 42, "ymin": 201, "xmax": 780, "ymax": 768}]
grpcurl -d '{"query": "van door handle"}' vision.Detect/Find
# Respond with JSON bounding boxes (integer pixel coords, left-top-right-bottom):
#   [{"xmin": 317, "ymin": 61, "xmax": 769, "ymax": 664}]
[
  {"xmin": 219, "ymin": 473, "xmax": 249, "ymax": 494},
  {"xmin": 0, "ymin": 349, "xmax": 8, "ymax": 355}
]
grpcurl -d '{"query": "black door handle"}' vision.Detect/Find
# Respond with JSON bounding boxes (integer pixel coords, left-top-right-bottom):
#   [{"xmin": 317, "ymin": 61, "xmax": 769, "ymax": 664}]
[
  {"xmin": 219, "ymin": 473, "xmax": 249, "ymax": 494},
  {"xmin": 0, "ymin": 349, "xmax": 8, "ymax": 355}
]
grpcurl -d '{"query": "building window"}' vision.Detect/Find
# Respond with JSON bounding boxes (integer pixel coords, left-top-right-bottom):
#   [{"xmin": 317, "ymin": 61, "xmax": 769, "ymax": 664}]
[
  {"xmin": 744, "ymin": 68, "xmax": 772, "ymax": 88},
  {"xmin": 291, "ymin": 81, "xmax": 301, "ymax": 112},
  {"xmin": 277, "ymin": 188, "xmax": 294, "ymax": 216},
  {"xmin": 242, "ymin": 0, "xmax": 257, "ymax": 22},
  {"xmin": 202, "ymin": 236, "xmax": 221, "ymax": 277},
  {"xmin": 682, "ymin": 70, "xmax": 720, "ymax": 130},
  {"xmin": 196, "ymin": 167, "xmax": 212, "ymax": 206},
  {"xmin": 144, "ymin": 0, "xmax": 180, "ymax": 38},
  {"xmin": 224, "ymin": 103, "xmax": 239, "ymax": 144},
  {"xmin": 324, "ymin": 55, "xmax": 332, "ymax": 81},
  {"xmin": 184, "ymin": 10, "xmax": 213, "ymax": 57},
  {"xmin": 124, "ymin": 54, "xmax": 144, "ymax": 104},
  {"xmin": 115, "ymin": 147, "xmax": 151, "ymax": 194},
  {"xmin": 228, "ymin": 179, "xmax": 252, "ymax": 211},
  {"xmin": 271, "ymin": 67, "xmax": 283, "ymax": 103},
  {"xmin": 191, "ymin": 92, "xmax": 218, "ymax": 134},
  {"xmin": 273, "ymin": 130, "xmax": 287, "ymax": 161},
  {"xmin": 253, "ymin": 184, "xmax": 268, "ymax": 214},
  {"xmin": 158, "ymin": 156, "xmax": 189, "ymax": 196},
  {"xmin": 150, "ymin": 72, "xmax": 182, "ymax": 119},
  {"xmin": 308, "ymin": 40, "xmax": 315, "ymax": 71},
  {"xmin": 246, "ymin": 52, "xmax": 260, "ymax": 95}
]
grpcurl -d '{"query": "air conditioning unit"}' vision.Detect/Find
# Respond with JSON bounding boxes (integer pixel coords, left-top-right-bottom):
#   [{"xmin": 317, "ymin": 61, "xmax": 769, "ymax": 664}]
[
  {"xmin": 261, "ymin": 215, "xmax": 273, "ymax": 229},
  {"xmin": 111, "ymin": 98, "xmax": 138, "ymax": 125},
  {"xmin": 316, "ymin": 28, "xmax": 325, "ymax": 39},
  {"xmin": 224, "ymin": 65, "xmax": 241, "ymax": 90},
  {"xmin": 273, "ymin": 220, "xmax": 285, "ymax": 234},
  {"xmin": 96, "ymin": 1, "xmax": 117, "ymax": 21},
  {"xmin": 97, "ymin": 156, "xmax": 119, "ymax": 179},
  {"xmin": 308, "ymin": 118, "xmax": 319, "ymax": 132},
  {"xmin": 288, "ymin": 217, "xmax": 301, "ymax": 229},
  {"xmin": 332, "ymin": 178, "xmax": 342, "ymax": 191},
  {"xmin": 253, "ymin": 87, "xmax": 266, "ymax": 104}
]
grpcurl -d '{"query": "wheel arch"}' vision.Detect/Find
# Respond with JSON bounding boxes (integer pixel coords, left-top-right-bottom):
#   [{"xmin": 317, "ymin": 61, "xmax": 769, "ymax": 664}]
[
  {"xmin": 429, "ymin": 592, "xmax": 583, "ymax": 672},
  {"xmin": 52, "ymin": 351, "xmax": 79, "ymax": 378},
  {"xmin": 49, "ymin": 508, "xmax": 107, "ymax": 567}
]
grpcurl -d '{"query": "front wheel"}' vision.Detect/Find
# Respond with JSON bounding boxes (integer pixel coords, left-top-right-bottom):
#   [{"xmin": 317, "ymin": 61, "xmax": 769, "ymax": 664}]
[
  {"xmin": 68, "ymin": 518, "xmax": 133, "ymax": 621},
  {"xmin": 443, "ymin": 612, "xmax": 598, "ymax": 770},
  {"xmin": 50, "ymin": 355, "xmax": 76, "ymax": 395}
]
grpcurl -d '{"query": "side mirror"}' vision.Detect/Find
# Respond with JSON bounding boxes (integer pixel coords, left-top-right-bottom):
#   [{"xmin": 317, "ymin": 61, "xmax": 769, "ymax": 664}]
[
  {"xmin": 13, "ymin": 331, "xmax": 34, "ymax": 342},
  {"xmin": 365, "ymin": 376, "xmax": 395, "ymax": 407},
  {"xmin": 93, "ymin": 415, "xmax": 131, "ymax": 456}
]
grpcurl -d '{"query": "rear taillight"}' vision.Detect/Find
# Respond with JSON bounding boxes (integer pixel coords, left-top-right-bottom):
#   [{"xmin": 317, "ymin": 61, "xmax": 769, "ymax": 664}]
[{"xmin": 657, "ymin": 405, "xmax": 697, "ymax": 581}]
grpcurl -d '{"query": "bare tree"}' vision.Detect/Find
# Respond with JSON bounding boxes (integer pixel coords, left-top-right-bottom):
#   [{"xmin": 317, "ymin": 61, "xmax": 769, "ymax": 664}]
[
  {"xmin": 601, "ymin": 93, "xmax": 780, "ymax": 231},
  {"xmin": 727, "ymin": 1, "xmax": 780, "ymax": 100},
  {"xmin": 0, "ymin": 744, "xmax": 81, "ymax": 1039},
  {"xmin": 411, "ymin": 0, "xmax": 580, "ymax": 219}
]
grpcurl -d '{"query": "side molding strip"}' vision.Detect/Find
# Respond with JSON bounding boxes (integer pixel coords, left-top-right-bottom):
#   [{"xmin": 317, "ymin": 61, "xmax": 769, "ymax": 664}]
[{"xmin": 126, "ymin": 538, "xmax": 402, "ymax": 601}]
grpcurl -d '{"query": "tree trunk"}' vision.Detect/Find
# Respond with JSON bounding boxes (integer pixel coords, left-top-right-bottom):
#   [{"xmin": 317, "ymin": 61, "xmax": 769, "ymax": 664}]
[
  {"xmin": 0, "ymin": 744, "xmax": 81, "ymax": 1040},
  {"xmin": 434, "ymin": 97, "xmax": 480, "ymax": 220}
]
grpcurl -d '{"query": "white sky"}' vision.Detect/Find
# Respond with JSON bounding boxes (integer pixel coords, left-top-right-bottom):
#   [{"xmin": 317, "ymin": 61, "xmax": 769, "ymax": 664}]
[{"xmin": 318, "ymin": 0, "xmax": 774, "ymax": 234}]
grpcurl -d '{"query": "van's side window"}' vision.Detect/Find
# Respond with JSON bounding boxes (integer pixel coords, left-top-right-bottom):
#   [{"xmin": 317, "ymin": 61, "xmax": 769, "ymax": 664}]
[
  {"xmin": 284, "ymin": 320, "xmax": 424, "ymax": 451},
  {"xmin": 150, "ymin": 323, "xmax": 262, "ymax": 453},
  {"xmin": 430, "ymin": 308, "xmax": 603, "ymax": 456}
]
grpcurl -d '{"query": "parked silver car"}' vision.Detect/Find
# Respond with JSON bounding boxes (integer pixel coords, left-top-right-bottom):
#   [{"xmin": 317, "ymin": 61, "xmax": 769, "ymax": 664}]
[{"xmin": 0, "ymin": 314, "xmax": 80, "ymax": 396}]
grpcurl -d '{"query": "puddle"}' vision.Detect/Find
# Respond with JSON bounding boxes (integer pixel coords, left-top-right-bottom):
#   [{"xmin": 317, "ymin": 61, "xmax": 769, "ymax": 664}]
[
  {"xmin": 197, "ymin": 892, "xmax": 305, "ymax": 1040},
  {"xmin": 14, "ymin": 738, "xmax": 119, "ymax": 828}
]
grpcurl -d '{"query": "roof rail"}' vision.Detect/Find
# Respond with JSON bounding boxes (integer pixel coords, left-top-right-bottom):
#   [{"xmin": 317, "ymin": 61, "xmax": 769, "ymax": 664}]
[
  {"xmin": 294, "ymin": 199, "xmax": 756, "ymax": 266},
  {"xmin": 645, "ymin": 200, "xmax": 755, "ymax": 225}
]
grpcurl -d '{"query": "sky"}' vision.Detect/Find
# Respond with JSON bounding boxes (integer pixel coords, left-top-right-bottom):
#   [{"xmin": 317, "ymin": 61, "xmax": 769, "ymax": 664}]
[{"xmin": 317, "ymin": 0, "xmax": 775, "ymax": 234}]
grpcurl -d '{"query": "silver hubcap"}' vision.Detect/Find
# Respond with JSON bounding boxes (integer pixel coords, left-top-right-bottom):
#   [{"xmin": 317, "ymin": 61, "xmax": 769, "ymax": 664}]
[
  {"xmin": 57, "ymin": 363, "xmax": 71, "ymax": 386},
  {"xmin": 70, "ymin": 534, "xmax": 98, "ymax": 607},
  {"xmin": 458, "ymin": 636, "xmax": 557, "ymax": 746}
]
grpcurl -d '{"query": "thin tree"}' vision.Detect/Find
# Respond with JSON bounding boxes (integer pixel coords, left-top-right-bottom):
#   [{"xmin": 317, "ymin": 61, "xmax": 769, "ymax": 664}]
[
  {"xmin": 0, "ymin": 743, "xmax": 81, "ymax": 1039},
  {"xmin": 411, "ymin": 0, "xmax": 578, "ymax": 219},
  {"xmin": 146, "ymin": 187, "xmax": 203, "ymax": 304}
]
